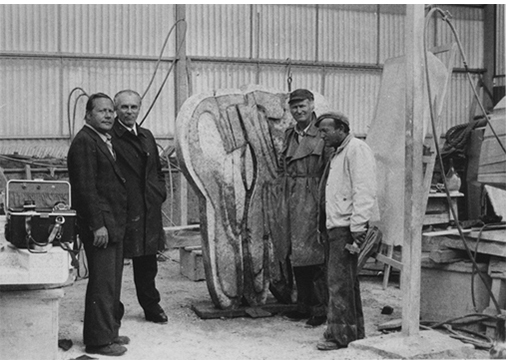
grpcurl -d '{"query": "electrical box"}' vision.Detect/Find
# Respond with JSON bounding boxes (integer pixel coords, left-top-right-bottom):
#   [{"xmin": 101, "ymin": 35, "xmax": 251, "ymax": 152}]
[{"xmin": 4, "ymin": 179, "xmax": 76, "ymax": 251}]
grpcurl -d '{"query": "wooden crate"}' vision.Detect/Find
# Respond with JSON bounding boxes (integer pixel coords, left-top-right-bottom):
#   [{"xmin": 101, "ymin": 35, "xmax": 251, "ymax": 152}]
[{"xmin": 179, "ymin": 246, "xmax": 205, "ymax": 281}]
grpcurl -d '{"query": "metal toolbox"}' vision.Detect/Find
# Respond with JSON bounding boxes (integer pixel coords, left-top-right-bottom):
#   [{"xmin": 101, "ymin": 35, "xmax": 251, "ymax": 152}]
[{"xmin": 4, "ymin": 179, "xmax": 76, "ymax": 250}]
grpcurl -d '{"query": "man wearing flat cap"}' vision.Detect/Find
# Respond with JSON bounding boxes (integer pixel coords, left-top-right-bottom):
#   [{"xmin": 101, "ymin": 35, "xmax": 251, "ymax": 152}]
[
  {"xmin": 271, "ymin": 88, "xmax": 331, "ymax": 327},
  {"xmin": 315, "ymin": 112, "xmax": 377, "ymax": 350}
]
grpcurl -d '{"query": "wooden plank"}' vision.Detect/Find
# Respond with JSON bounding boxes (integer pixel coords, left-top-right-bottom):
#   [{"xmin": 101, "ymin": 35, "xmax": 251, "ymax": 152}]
[
  {"xmin": 376, "ymin": 253, "xmax": 403, "ymax": 270},
  {"xmin": 191, "ymin": 302, "xmax": 297, "ymax": 320},
  {"xmin": 401, "ymin": 4, "xmax": 425, "ymax": 336},
  {"xmin": 164, "ymin": 224, "xmax": 200, "ymax": 232},
  {"xmin": 429, "ymin": 249, "xmax": 466, "ymax": 264},
  {"xmin": 439, "ymin": 236, "xmax": 506, "ymax": 258},
  {"xmin": 175, "ymin": 4, "xmax": 189, "ymax": 227},
  {"xmin": 450, "ymin": 229, "xmax": 506, "ymax": 243},
  {"xmin": 422, "ymin": 229, "xmax": 471, "ymax": 237}
]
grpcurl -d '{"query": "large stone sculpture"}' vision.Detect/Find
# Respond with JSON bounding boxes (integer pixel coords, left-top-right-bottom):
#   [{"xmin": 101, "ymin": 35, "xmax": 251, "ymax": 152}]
[{"xmin": 175, "ymin": 85, "xmax": 328, "ymax": 309}]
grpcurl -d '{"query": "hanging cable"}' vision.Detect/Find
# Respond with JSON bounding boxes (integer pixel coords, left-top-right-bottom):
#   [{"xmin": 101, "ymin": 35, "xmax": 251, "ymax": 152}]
[
  {"xmin": 139, "ymin": 19, "xmax": 188, "ymax": 126},
  {"xmin": 67, "ymin": 87, "xmax": 88, "ymax": 141},
  {"xmin": 431, "ymin": 8, "xmax": 505, "ymax": 155},
  {"xmin": 423, "ymin": 6, "xmax": 505, "ymax": 342},
  {"xmin": 141, "ymin": 19, "xmax": 186, "ymax": 100}
]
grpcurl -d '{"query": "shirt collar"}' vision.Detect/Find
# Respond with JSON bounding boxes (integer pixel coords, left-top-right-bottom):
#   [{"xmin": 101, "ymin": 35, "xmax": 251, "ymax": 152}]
[
  {"xmin": 84, "ymin": 123, "xmax": 111, "ymax": 142},
  {"xmin": 334, "ymin": 134, "xmax": 353, "ymax": 156},
  {"xmin": 118, "ymin": 119, "xmax": 138, "ymax": 135},
  {"xmin": 294, "ymin": 113, "xmax": 317, "ymax": 137}
]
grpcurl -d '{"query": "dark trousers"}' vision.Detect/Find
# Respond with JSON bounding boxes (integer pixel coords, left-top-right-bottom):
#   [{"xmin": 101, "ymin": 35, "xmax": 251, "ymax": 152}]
[
  {"xmin": 293, "ymin": 264, "xmax": 327, "ymax": 317},
  {"xmin": 132, "ymin": 254, "xmax": 161, "ymax": 314},
  {"xmin": 324, "ymin": 227, "xmax": 365, "ymax": 346},
  {"xmin": 82, "ymin": 235, "xmax": 124, "ymax": 347}
]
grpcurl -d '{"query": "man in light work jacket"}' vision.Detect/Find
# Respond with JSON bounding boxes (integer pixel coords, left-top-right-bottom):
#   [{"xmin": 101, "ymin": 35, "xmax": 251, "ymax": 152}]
[
  {"xmin": 67, "ymin": 93, "xmax": 129, "ymax": 356},
  {"xmin": 111, "ymin": 89, "xmax": 168, "ymax": 324},
  {"xmin": 316, "ymin": 111, "xmax": 378, "ymax": 350},
  {"xmin": 275, "ymin": 89, "xmax": 331, "ymax": 327}
]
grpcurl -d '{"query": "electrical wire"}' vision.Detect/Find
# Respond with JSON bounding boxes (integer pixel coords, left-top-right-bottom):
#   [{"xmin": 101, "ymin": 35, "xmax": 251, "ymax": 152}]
[
  {"xmin": 141, "ymin": 19, "xmax": 186, "ymax": 100},
  {"xmin": 139, "ymin": 19, "xmax": 187, "ymax": 127},
  {"xmin": 442, "ymin": 13, "xmax": 506, "ymax": 156},
  {"xmin": 67, "ymin": 87, "xmax": 89, "ymax": 141},
  {"xmin": 423, "ymin": 6, "xmax": 505, "ymax": 341}
]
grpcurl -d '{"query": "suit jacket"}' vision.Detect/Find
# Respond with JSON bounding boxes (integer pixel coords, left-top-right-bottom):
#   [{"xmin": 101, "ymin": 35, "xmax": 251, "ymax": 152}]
[
  {"xmin": 67, "ymin": 125, "xmax": 127, "ymax": 244},
  {"xmin": 110, "ymin": 119, "xmax": 166, "ymax": 258}
]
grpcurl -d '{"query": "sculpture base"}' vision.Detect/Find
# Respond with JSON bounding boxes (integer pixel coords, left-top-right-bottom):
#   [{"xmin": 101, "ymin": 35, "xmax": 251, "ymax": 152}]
[{"xmin": 191, "ymin": 300, "xmax": 296, "ymax": 320}]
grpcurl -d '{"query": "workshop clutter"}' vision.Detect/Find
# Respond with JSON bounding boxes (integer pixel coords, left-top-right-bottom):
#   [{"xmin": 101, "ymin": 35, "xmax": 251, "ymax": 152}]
[{"xmin": 4, "ymin": 179, "xmax": 76, "ymax": 252}]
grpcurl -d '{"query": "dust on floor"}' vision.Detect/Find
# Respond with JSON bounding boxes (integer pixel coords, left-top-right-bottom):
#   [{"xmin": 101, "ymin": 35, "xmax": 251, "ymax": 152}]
[{"xmin": 57, "ymin": 249, "xmax": 490, "ymax": 360}]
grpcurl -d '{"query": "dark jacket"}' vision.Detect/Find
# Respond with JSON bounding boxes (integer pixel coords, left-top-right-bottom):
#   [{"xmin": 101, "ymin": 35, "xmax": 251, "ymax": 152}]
[
  {"xmin": 110, "ymin": 120, "xmax": 167, "ymax": 258},
  {"xmin": 67, "ymin": 126, "xmax": 127, "ymax": 244}
]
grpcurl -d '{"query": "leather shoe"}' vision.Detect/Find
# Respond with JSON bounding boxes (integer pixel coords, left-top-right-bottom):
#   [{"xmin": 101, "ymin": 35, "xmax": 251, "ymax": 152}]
[
  {"xmin": 145, "ymin": 310, "xmax": 168, "ymax": 324},
  {"xmin": 112, "ymin": 335, "xmax": 130, "ymax": 345},
  {"xmin": 85, "ymin": 343, "xmax": 127, "ymax": 356},
  {"xmin": 316, "ymin": 340, "xmax": 345, "ymax": 351},
  {"xmin": 305, "ymin": 315, "xmax": 326, "ymax": 327},
  {"xmin": 283, "ymin": 310, "xmax": 310, "ymax": 321}
]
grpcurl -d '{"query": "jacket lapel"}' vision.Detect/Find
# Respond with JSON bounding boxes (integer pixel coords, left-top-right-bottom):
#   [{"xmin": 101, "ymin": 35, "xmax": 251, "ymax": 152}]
[
  {"xmin": 112, "ymin": 121, "xmax": 145, "ymax": 178},
  {"xmin": 286, "ymin": 122, "xmax": 324, "ymax": 163},
  {"xmin": 83, "ymin": 126, "xmax": 125, "ymax": 181}
]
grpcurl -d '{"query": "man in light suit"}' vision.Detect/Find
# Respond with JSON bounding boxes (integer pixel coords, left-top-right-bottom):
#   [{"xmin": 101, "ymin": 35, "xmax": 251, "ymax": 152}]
[
  {"xmin": 111, "ymin": 90, "xmax": 168, "ymax": 324},
  {"xmin": 67, "ymin": 93, "xmax": 129, "ymax": 356}
]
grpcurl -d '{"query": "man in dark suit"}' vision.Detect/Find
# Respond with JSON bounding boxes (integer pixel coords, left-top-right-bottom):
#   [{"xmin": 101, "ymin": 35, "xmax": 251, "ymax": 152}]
[
  {"xmin": 111, "ymin": 89, "xmax": 168, "ymax": 324},
  {"xmin": 67, "ymin": 93, "xmax": 129, "ymax": 356}
]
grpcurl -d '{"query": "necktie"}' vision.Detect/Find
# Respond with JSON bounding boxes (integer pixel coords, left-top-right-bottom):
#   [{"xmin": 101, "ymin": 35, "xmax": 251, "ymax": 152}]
[{"xmin": 105, "ymin": 134, "xmax": 116, "ymax": 160}]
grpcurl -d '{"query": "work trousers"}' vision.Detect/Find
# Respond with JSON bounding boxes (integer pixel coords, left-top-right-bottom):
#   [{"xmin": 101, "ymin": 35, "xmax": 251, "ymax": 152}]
[
  {"xmin": 323, "ymin": 226, "xmax": 365, "ymax": 346},
  {"xmin": 82, "ymin": 234, "xmax": 124, "ymax": 347},
  {"xmin": 293, "ymin": 264, "xmax": 327, "ymax": 317},
  {"xmin": 132, "ymin": 254, "xmax": 161, "ymax": 314}
]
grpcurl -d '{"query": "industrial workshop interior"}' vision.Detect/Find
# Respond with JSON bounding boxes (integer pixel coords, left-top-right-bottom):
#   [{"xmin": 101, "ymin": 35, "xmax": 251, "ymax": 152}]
[{"xmin": 0, "ymin": 3, "xmax": 505, "ymax": 361}]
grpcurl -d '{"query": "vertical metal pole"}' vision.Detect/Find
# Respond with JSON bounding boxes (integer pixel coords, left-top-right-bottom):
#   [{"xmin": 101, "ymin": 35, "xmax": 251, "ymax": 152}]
[
  {"xmin": 175, "ymin": 4, "xmax": 188, "ymax": 226},
  {"xmin": 376, "ymin": 4, "xmax": 381, "ymax": 66},
  {"xmin": 401, "ymin": 4, "xmax": 425, "ymax": 336},
  {"xmin": 483, "ymin": 5, "xmax": 496, "ymax": 109}
]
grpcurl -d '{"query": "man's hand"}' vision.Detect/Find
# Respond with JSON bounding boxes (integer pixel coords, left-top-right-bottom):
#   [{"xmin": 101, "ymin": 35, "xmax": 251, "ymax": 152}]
[
  {"xmin": 351, "ymin": 231, "xmax": 367, "ymax": 246},
  {"xmin": 345, "ymin": 231, "xmax": 367, "ymax": 255},
  {"xmin": 93, "ymin": 226, "xmax": 109, "ymax": 248}
]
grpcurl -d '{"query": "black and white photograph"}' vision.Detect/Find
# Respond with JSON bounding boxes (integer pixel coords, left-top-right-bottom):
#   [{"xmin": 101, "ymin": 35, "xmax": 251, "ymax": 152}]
[{"xmin": 0, "ymin": 3, "xmax": 504, "ymax": 360}]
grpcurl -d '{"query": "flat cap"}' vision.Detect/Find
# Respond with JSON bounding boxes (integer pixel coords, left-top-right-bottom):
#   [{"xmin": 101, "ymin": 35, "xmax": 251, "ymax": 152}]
[
  {"xmin": 289, "ymin": 89, "xmax": 314, "ymax": 104},
  {"xmin": 315, "ymin": 112, "xmax": 350, "ymax": 127}
]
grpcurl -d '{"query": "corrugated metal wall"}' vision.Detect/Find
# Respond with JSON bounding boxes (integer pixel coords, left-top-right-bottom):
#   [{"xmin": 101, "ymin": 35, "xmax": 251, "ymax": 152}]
[
  {"xmin": 60, "ymin": 5, "xmax": 175, "ymax": 56},
  {"xmin": 0, "ymin": 4, "xmax": 500, "ymax": 149},
  {"xmin": 187, "ymin": 4, "xmax": 251, "ymax": 58},
  {"xmin": 0, "ymin": 4, "xmax": 176, "ymax": 143},
  {"xmin": 319, "ymin": 5, "xmax": 378, "ymax": 64},
  {"xmin": 0, "ymin": 4, "xmax": 58, "ymax": 52}
]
